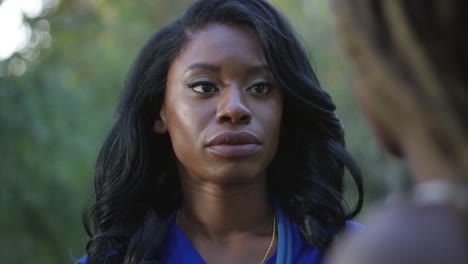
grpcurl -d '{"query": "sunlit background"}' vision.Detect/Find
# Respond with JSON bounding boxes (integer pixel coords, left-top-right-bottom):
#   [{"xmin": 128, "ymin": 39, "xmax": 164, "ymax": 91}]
[
  {"xmin": 0, "ymin": 0, "xmax": 57, "ymax": 76},
  {"xmin": 0, "ymin": 0, "xmax": 407, "ymax": 263}
]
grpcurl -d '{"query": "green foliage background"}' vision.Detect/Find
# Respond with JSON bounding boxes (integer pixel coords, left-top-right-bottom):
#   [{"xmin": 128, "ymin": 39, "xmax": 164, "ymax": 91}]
[{"xmin": 0, "ymin": 0, "xmax": 407, "ymax": 263}]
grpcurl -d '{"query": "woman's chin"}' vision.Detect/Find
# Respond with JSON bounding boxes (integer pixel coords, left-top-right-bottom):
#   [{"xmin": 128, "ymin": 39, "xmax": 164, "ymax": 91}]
[{"xmin": 204, "ymin": 166, "xmax": 267, "ymax": 187}]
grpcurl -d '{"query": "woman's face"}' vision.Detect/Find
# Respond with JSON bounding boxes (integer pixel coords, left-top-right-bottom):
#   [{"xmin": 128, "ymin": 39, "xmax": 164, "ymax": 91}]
[{"xmin": 156, "ymin": 23, "xmax": 283, "ymax": 186}]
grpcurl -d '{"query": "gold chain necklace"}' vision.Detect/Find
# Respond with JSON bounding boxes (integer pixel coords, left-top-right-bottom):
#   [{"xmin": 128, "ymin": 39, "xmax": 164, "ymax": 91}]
[
  {"xmin": 260, "ymin": 213, "xmax": 276, "ymax": 264},
  {"xmin": 176, "ymin": 211, "xmax": 277, "ymax": 264}
]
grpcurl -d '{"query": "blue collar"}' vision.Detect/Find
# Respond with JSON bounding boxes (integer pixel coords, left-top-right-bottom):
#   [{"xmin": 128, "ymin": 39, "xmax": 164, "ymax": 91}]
[{"xmin": 158, "ymin": 203, "xmax": 323, "ymax": 264}]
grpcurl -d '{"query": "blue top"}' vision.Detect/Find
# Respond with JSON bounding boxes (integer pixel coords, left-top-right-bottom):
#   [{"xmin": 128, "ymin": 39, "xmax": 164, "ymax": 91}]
[
  {"xmin": 77, "ymin": 207, "xmax": 362, "ymax": 264},
  {"xmin": 158, "ymin": 219, "xmax": 322, "ymax": 264}
]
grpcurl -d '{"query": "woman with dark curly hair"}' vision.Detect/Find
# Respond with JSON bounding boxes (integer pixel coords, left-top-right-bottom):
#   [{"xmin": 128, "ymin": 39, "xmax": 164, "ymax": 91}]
[
  {"xmin": 78, "ymin": 0, "xmax": 363, "ymax": 263},
  {"xmin": 328, "ymin": 0, "xmax": 468, "ymax": 263}
]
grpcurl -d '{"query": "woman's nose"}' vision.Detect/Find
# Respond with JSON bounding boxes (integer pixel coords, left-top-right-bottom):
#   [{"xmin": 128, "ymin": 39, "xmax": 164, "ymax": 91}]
[{"xmin": 216, "ymin": 87, "xmax": 252, "ymax": 125}]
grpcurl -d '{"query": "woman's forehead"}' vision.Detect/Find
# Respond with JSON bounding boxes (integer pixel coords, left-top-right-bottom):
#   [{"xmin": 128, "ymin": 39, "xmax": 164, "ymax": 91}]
[{"xmin": 172, "ymin": 23, "xmax": 267, "ymax": 72}]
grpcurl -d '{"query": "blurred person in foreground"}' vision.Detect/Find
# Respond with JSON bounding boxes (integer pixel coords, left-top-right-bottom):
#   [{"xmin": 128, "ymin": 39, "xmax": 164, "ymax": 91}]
[
  {"xmin": 77, "ymin": 0, "xmax": 364, "ymax": 263},
  {"xmin": 327, "ymin": 0, "xmax": 468, "ymax": 263}
]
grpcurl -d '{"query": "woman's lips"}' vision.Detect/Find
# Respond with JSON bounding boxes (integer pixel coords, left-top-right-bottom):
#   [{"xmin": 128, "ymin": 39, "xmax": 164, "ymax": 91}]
[{"xmin": 206, "ymin": 131, "xmax": 261, "ymax": 158}]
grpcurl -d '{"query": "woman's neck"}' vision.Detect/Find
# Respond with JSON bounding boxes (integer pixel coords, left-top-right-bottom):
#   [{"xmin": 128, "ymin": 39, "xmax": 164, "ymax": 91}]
[
  {"xmin": 178, "ymin": 176, "xmax": 274, "ymax": 242},
  {"xmin": 403, "ymin": 135, "xmax": 458, "ymax": 185}
]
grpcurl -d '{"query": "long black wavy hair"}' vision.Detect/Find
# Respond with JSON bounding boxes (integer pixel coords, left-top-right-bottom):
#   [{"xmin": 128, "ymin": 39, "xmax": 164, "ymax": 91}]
[{"xmin": 83, "ymin": 0, "xmax": 363, "ymax": 263}]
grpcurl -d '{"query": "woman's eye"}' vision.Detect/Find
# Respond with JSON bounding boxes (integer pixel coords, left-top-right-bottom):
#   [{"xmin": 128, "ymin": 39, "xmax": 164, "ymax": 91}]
[
  {"xmin": 188, "ymin": 81, "xmax": 218, "ymax": 94},
  {"xmin": 248, "ymin": 83, "xmax": 272, "ymax": 94}
]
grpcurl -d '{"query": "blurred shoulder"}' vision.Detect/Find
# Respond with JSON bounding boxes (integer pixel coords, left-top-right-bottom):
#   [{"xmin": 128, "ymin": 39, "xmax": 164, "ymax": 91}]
[
  {"xmin": 75, "ymin": 255, "xmax": 87, "ymax": 264},
  {"xmin": 326, "ymin": 202, "xmax": 468, "ymax": 264},
  {"xmin": 345, "ymin": 220, "xmax": 364, "ymax": 230}
]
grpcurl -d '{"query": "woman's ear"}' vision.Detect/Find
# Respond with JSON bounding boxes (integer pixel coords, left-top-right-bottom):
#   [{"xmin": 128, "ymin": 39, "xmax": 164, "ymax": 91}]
[{"xmin": 153, "ymin": 105, "xmax": 168, "ymax": 134}]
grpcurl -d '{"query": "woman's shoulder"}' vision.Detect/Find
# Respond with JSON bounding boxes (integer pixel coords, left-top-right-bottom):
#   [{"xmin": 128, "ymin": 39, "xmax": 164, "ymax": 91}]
[
  {"xmin": 75, "ymin": 255, "xmax": 87, "ymax": 264},
  {"xmin": 326, "ymin": 202, "xmax": 468, "ymax": 264},
  {"xmin": 345, "ymin": 220, "xmax": 364, "ymax": 230}
]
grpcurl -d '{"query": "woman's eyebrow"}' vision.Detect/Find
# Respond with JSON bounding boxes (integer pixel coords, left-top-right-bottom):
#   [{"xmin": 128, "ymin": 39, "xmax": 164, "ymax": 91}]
[
  {"xmin": 247, "ymin": 65, "xmax": 270, "ymax": 75},
  {"xmin": 184, "ymin": 64, "xmax": 270, "ymax": 74},
  {"xmin": 185, "ymin": 63, "xmax": 220, "ymax": 74},
  {"xmin": 246, "ymin": 65, "xmax": 271, "ymax": 75}
]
